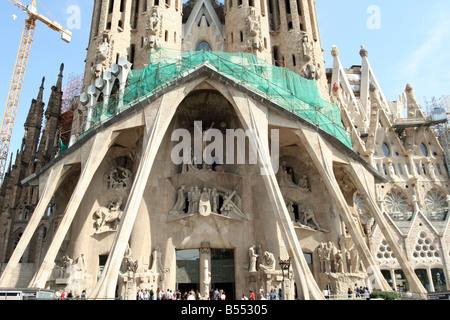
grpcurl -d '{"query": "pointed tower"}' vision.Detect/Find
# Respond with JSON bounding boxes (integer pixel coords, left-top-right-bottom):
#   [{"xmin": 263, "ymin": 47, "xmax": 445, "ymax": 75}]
[
  {"xmin": 224, "ymin": 0, "xmax": 328, "ymax": 98},
  {"xmin": 83, "ymin": 0, "xmax": 184, "ymax": 90},
  {"xmin": 36, "ymin": 64, "xmax": 64, "ymax": 168},
  {"xmin": 0, "ymin": 77, "xmax": 46, "ymax": 263},
  {"xmin": 224, "ymin": 0, "xmax": 272, "ymax": 62}
]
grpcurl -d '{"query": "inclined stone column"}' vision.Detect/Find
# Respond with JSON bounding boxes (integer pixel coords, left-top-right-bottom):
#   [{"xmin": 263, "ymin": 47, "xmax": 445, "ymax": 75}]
[
  {"xmin": 294, "ymin": 126, "xmax": 392, "ymax": 292},
  {"xmin": 30, "ymin": 129, "xmax": 114, "ymax": 288},
  {"xmin": 347, "ymin": 159, "xmax": 428, "ymax": 295},
  {"xmin": 228, "ymin": 87, "xmax": 324, "ymax": 300},
  {"xmin": 0, "ymin": 162, "xmax": 65, "ymax": 287},
  {"xmin": 89, "ymin": 79, "xmax": 205, "ymax": 299}
]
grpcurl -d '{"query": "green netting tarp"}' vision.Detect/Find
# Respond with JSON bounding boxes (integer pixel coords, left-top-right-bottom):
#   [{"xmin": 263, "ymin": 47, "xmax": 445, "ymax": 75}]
[{"xmin": 91, "ymin": 48, "xmax": 352, "ymax": 148}]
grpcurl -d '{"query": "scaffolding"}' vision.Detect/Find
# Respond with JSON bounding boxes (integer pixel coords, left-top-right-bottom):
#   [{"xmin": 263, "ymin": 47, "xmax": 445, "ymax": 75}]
[
  {"xmin": 425, "ymin": 96, "xmax": 450, "ymax": 176},
  {"xmin": 86, "ymin": 48, "xmax": 352, "ymax": 148}
]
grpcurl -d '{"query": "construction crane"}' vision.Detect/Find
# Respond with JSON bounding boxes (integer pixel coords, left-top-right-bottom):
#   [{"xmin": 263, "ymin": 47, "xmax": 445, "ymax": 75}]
[{"xmin": 0, "ymin": 0, "xmax": 72, "ymax": 185}]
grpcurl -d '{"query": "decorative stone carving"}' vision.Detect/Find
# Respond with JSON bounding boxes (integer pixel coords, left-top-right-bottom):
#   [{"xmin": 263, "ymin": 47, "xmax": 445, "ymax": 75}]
[
  {"xmin": 97, "ymin": 35, "xmax": 111, "ymax": 61},
  {"xmin": 259, "ymin": 251, "xmax": 276, "ymax": 271},
  {"xmin": 245, "ymin": 8, "xmax": 263, "ymax": 52},
  {"xmin": 301, "ymin": 62, "xmax": 321, "ymax": 81},
  {"xmin": 93, "ymin": 196, "xmax": 123, "ymax": 234},
  {"xmin": 249, "ymin": 245, "xmax": 259, "ymax": 272},
  {"xmin": 277, "ymin": 161, "xmax": 310, "ymax": 196},
  {"xmin": 199, "ymin": 187, "xmax": 212, "ymax": 216},
  {"xmin": 318, "ymin": 241, "xmax": 336, "ymax": 273},
  {"xmin": 298, "ymin": 34, "xmax": 312, "ymax": 65},
  {"xmin": 171, "ymin": 181, "xmax": 246, "ymax": 220},
  {"xmin": 52, "ymin": 254, "xmax": 91, "ymax": 296},
  {"xmin": 106, "ymin": 167, "xmax": 133, "ymax": 190},
  {"xmin": 145, "ymin": 9, "xmax": 162, "ymax": 49},
  {"xmin": 171, "ymin": 185, "xmax": 187, "ymax": 213},
  {"xmin": 211, "ymin": 188, "xmax": 219, "ymax": 214},
  {"xmin": 297, "ymin": 207, "xmax": 328, "ymax": 232},
  {"xmin": 221, "ymin": 190, "xmax": 245, "ymax": 220},
  {"xmin": 92, "ymin": 33, "xmax": 113, "ymax": 78},
  {"xmin": 147, "ymin": 10, "xmax": 161, "ymax": 35}
]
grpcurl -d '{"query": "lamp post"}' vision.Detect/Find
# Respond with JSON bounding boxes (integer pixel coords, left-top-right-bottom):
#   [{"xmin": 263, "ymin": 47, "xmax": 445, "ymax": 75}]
[{"xmin": 278, "ymin": 257, "xmax": 291, "ymax": 300}]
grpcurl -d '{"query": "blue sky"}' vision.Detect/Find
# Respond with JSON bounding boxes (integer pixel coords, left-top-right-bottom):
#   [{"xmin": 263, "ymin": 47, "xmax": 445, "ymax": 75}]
[{"xmin": 0, "ymin": 0, "xmax": 449, "ymax": 165}]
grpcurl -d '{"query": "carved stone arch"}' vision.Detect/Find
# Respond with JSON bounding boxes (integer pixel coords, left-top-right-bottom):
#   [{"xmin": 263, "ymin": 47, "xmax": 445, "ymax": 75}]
[{"xmin": 6, "ymin": 227, "xmax": 24, "ymax": 261}]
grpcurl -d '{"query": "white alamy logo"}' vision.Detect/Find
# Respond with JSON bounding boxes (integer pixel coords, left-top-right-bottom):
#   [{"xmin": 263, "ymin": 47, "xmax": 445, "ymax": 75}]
[{"xmin": 171, "ymin": 121, "xmax": 279, "ymax": 175}]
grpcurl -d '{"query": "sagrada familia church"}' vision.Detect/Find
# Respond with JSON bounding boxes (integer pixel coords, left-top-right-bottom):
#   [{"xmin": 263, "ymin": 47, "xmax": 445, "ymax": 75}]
[{"xmin": 0, "ymin": 0, "xmax": 448, "ymax": 300}]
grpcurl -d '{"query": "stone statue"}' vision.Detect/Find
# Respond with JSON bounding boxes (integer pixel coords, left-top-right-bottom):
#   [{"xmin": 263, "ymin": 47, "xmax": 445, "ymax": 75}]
[
  {"xmin": 322, "ymin": 241, "xmax": 333, "ymax": 273},
  {"xmin": 172, "ymin": 185, "xmax": 186, "ymax": 212},
  {"xmin": 187, "ymin": 187, "xmax": 194, "ymax": 214},
  {"xmin": 199, "ymin": 188, "xmax": 212, "ymax": 216},
  {"xmin": 211, "ymin": 188, "xmax": 219, "ymax": 214},
  {"xmin": 299, "ymin": 208, "xmax": 322, "ymax": 231},
  {"xmin": 278, "ymin": 161, "xmax": 309, "ymax": 191},
  {"xmin": 246, "ymin": 7, "xmax": 262, "ymax": 51},
  {"xmin": 259, "ymin": 251, "xmax": 276, "ymax": 271},
  {"xmin": 334, "ymin": 250, "xmax": 344, "ymax": 273},
  {"xmin": 302, "ymin": 63, "xmax": 321, "ymax": 80},
  {"xmin": 299, "ymin": 34, "xmax": 312, "ymax": 64},
  {"xmin": 429, "ymin": 163, "xmax": 437, "ymax": 180},
  {"xmin": 192, "ymin": 186, "xmax": 201, "ymax": 214},
  {"xmin": 317, "ymin": 243, "xmax": 326, "ymax": 273},
  {"xmin": 147, "ymin": 11, "xmax": 161, "ymax": 35},
  {"xmin": 350, "ymin": 247, "xmax": 361, "ymax": 273},
  {"xmin": 106, "ymin": 167, "xmax": 133, "ymax": 190},
  {"xmin": 221, "ymin": 190, "xmax": 246, "ymax": 220},
  {"xmin": 249, "ymin": 245, "xmax": 259, "ymax": 272},
  {"xmin": 94, "ymin": 196, "xmax": 123, "ymax": 233},
  {"xmin": 286, "ymin": 201, "xmax": 296, "ymax": 222},
  {"xmin": 298, "ymin": 175, "xmax": 310, "ymax": 191},
  {"xmin": 98, "ymin": 36, "xmax": 110, "ymax": 61}
]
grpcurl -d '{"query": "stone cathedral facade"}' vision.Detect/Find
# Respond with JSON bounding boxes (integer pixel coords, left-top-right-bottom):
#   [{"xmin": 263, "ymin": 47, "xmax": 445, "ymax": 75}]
[{"xmin": 0, "ymin": 0, "xmax": 448, "ymax": 299}]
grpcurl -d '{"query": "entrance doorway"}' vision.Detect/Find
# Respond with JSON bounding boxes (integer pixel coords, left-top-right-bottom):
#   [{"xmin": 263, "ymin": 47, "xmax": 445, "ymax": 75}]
[
  {"xmin": 176, "ymin": 248, "xmax": 236, "ymax": 300},
  {"xmin": 176, "ymin": 249, "xmax": 200, "ymax": 295},
  {"xmin": 211, "ymin": 249, "xmax": 235, "ymax": 300}
]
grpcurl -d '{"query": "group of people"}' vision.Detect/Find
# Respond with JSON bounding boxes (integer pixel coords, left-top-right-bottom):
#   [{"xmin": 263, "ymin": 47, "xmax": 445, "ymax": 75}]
[
  {"xmin": 241, "ymin": 286, "xmax": 282, "ymax": 300},
  {"xmin": 323, "ymin": 284, "xmax": 371, "ymax": 300},
  {"xmin": 54, "ymin": 289, "xmax": 84, "ymax": 300},
  {"xmin": 136, "ymin": 288, "xmax": 196, "ymax": 300},
  {"xmin": 351, "ymin": 284, "xmax": 371, "ymax": 300}
]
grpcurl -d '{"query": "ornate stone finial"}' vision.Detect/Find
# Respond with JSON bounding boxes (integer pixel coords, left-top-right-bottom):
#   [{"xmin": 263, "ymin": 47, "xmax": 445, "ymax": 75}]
[
  {"xmin": 331, "ymin": 45, "xmax": 340, "ymax": 57},
  {"xmin": 359, "ymin": 45, "xmax": 368, "ymax": 58}
]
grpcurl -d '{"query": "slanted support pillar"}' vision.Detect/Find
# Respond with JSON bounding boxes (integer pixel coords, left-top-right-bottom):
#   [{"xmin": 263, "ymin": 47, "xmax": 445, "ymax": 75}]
[
  {"xmin": 29, "ymin": 129, "xmax": 115, "ymax": 288},
  {"xmin": 346, "ymin": 162, "xmax": 428, "ymax": 296},
  {"xmin": 89, "ymin": 81, "xmax": 200, "ymax": 299},
  {"xmin": 0, "ymin": 163, "xmax": 65, "ymax": 287},
  {"xmin": 294, "ymin": 126, "xmax": 392, "ymax": 292},
  {"xmin": 229, "ymin": 88, "xmax": 324, "ymax": 300}
]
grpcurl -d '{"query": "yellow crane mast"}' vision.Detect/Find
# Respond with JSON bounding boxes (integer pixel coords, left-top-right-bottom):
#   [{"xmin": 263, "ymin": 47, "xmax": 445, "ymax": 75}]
[{"xmin": 0, "ymin": 0, "xmax": 72, "ymax": 185}]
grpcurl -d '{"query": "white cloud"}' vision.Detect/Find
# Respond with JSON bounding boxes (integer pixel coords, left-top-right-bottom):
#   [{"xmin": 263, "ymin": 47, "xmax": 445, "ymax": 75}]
[{"xmin": 402, "ymin": 15, "xmax": 450, "ymax": 77}]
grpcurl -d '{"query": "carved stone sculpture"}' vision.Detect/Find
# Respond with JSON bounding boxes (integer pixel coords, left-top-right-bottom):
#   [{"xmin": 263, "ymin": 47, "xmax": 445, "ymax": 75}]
[
  {"xmin": 93, "ymin": 196, "xmax": 123, "ymax": 233},
  {"xmin": 147, "ymin": 11, "xmax": 161, "ymax": 35},
  {"xmin": 106, "ymin": 167, "xmax": 133, "ymax": 190},
  {"xmin": 199, "ymin": 187, "xmax": 212, "ymax": 216},
  {"xmin": 259, "ymin": 251, "xmax": 276, "ymax": 271},
  {"xmin": 249, "ymin": 245, "xmax": 259, "ymax": 272},
  {"xmin": 299, "ymin": 208, "xmax": 322, "ymax": 231},
  {"xmin": 172, "ymin": 185, "xmax": 187, "ymax": 212},
  {"xmin": 298, "ymin": 34, "xmax": 312, "ymax": 64},
  {"xmin": 246, "ymin": 7, "xmax": 263, "ymax": 52},
  {"xmin": 211, "ymin": 188, "xmax": 219, "ymax": 214}
]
